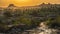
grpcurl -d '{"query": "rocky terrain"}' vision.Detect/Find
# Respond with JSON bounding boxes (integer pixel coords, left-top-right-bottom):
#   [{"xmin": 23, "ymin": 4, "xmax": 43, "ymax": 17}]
[{"xmin": 0, "ymin": 3, "xmax": 60, "ymax": 34}]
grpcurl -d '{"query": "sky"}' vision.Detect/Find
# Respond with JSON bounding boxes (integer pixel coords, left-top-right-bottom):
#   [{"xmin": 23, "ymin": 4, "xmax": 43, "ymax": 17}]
[{"xmin": 0, "ymin": 0, "xmax": 60, "ymax": 7}]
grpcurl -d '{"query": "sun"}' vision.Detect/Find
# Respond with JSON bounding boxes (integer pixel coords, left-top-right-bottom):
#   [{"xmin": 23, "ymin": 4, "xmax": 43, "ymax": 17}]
[
  {"xmin": 20, "ymin": 0, "xmax": 27, "ymax": 2},
  {"xmin": 14, "ymin": 0, "xmax": 29, "ymax": 2}
]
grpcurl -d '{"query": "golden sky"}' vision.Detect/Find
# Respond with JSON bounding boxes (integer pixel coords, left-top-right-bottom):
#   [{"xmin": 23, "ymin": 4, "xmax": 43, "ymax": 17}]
[{"xmin": 0, "ymin": 0, "xmax": 60, "ymax": 7}]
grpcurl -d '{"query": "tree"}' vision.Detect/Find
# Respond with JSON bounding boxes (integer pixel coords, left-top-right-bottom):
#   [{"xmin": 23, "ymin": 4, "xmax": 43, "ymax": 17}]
[{"xmin": 8, "ymin": 4, "xmax": 15, "ymax": 7}]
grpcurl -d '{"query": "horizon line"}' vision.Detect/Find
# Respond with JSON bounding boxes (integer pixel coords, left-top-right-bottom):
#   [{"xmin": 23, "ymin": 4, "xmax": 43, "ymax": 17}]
[{"xmin": 0, "ymin": 3, "xmax": 60, "ymax": 8}]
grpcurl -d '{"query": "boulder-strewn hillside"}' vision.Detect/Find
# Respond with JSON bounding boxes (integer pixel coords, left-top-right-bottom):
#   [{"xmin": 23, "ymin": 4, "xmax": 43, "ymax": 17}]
[{"xmin": 0, "ymin": 3, "xmax": 60, "ymax": 34}]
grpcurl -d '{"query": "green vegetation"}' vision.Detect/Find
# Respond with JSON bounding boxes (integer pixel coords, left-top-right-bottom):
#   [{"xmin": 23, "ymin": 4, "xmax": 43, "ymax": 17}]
[{"xmin": 0, "ymin": 4, "xmax": 60, "ymax": 31}]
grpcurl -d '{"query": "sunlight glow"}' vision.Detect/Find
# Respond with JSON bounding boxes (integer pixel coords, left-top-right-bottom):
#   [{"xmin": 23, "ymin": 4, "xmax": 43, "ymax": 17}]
[
  {"xmin": 0, "ymin": 0, "xmax": 60, "ymax": 7},
  {"xmin": 14, "ymin": 0, "xmax": 30, "ymax": 2}
]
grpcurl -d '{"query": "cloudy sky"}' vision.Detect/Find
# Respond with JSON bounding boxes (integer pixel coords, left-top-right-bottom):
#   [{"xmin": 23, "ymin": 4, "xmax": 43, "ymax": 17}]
[{"xmin": 0, "ymin": 0, "xmax": 60, "ymax": 7}]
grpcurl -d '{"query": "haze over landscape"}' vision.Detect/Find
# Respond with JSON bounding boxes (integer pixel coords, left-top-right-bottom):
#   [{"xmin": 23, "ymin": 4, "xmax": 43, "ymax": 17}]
[
  {"xmin": 0, "ymin": 0, "xmax": 60, "ymax": 7},
  {"xmin": 0, "ymin": 0, "xmax": 60, "ymax": 34}
]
